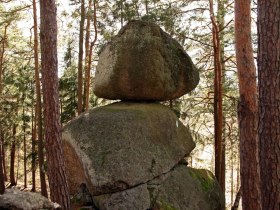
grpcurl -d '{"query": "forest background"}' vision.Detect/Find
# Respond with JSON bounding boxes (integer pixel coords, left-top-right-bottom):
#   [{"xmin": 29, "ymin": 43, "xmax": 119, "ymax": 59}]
[{"xmin": 0, "ymin": 0, "xmax": 263, "ymax": 209}]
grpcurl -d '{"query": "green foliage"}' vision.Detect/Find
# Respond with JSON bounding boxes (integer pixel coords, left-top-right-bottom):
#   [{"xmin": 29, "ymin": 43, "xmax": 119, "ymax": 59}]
[{"xmin": 59, "ymin": 39, "xmax": 78, "ymax": 124}]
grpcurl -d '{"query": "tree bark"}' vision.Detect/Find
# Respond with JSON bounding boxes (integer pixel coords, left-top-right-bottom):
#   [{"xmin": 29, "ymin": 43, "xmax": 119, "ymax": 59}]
[
  {"xmin": 0, "ymin": 24, "xmax": 8, "ymax": 97},
  {"xmin": 258, "ymin": 0, "xmax": 280, "ymax": 209},
  {"xmin": 0, "ymin": 26, "xmax": 8, "ymax": 191},
  {"xmin": 209, "ymin": 0, "xmax": 224, "ymax": 201},
  {"xmin": 85, "ymin": 0, "xmax": 98, "ymax": 111},
  {"xmin": 78, "ymin": 0, "xmax": 85, "ymax": 115},
  {"xmin": 217, "ymin": 0, "xmax": 226, "ymax": 194},
  {"xmin": 231, "ymin": 187, "xmax": 242, "ymax": 210},
  {"xmin": 2, "ymin": 136, "xmax": 7, "ymax": 182},
  {"xmin": 39, "ymin": 0, "xmax": 71, "ymax": 209},
  {"xmin": 0, "ymin": 130, "xmax": 5, "ymax": 194},
  {"xmin": 83, "ymin": 0, "xmax": 92, "ymax": 111},
  {"xmin": 33, "ymin": 0, "xmax": 48, "ymax": 197},
  {"xmin": 23, "ymin": 105, "xmax": 27, "ymax": 189},
  {"xmin": 235, "ymin": 1, "xmax": 262, "ymax": 209},
  {"xmin": 31, "ymin": 103, "xmax": 36, "ymax": 192},
  {"xmin": 10, "ymin": 124, "xmax": 16, "ymax": 187}
]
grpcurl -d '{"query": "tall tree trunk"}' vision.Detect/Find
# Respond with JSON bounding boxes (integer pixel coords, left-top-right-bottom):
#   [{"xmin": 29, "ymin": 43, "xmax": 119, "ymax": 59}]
[
  {"xmin": 83, "ymin": 0, "xmax": 92, "ymax": 111},
  {"xmin": 78, "ymin": 0, "xmax": 85, "ymax": 115},
  {"xmin": 258, "ymin": 0, "xmax": 280, "ymax": 209},
  {"xmin": 31, "ymin": 103, "xmax": 36, "ymax": 192},
  {"xmin": 39, "ymin": 0, "xmax": 71, "ymax": 208},
  {"xmin": 10, "ymin": 124, "xmax": 16, "ymax": 187},
  {"xmin": 85, "ymin": 0, "xmax": 98, "ymax": 111},
  {"xmin": 235, "ymin": 1, "xmax": 262, "ymax": 209},
  {"xmin": 0, "ymin": 130, "xmax": 5, "ymax": 194},
  {"xmin": 23, "ymin": 105, "xmax": 27, "ymax": 189},
  {"xmin": 209, "ymin": 0, "xmax": 224, "ymax": 202},
  {"xmin": 33, "ymin": 0, "xmax": 48, "ymax": 197},
  {"xmin": 217, "ymin": 0, "xmax": 226, "ymax": 194},
  {"xmin": 0, "ymin": 24, "xmax": 8, "ymax": 94}
]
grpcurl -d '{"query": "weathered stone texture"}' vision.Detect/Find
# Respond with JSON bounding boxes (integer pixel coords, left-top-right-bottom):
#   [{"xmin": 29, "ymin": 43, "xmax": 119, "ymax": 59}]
[
  {"xmin": 93, "ymin": 20, "xmax": 199, "ymax": 101},
  {"xmin": 62, "ymin": 102, "xmax": 195, "ymax": 196}
]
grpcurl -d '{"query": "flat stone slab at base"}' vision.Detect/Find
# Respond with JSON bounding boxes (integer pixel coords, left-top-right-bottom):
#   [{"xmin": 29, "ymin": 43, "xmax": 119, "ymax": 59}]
[
  {"xmin": 62, "ymin": 102, "xmax": 195, "ymax": 196},
  {"xmin": 93, "ymin": 20, "xmax": 199, "ymax": 101},
  {"xmin": 93, "ymin": 184, "xmax": 150, "ymax": 210},
  {"xmin": 90, "ymin": 165, "xmax": 224, "ymax": 210},
  {"xmin": 0, "ymin": 189, "xmax": 60, "ymax": 210},
  {"xmin": 150, "ymin": 165, "xmax": 225, "ymax": 210}
]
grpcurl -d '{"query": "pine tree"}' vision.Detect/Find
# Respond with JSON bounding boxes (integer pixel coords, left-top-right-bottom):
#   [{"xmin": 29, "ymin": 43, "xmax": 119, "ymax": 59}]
[{"xmin": 39, "ymin": 0, "xmax": 71, "ymax": 208}]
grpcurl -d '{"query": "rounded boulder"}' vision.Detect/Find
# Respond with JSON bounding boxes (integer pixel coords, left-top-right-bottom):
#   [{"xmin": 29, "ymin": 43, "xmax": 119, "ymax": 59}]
[
  {"xmin": 62, "ymin": 102, "xmax": 195, "ymax": 196},
  {"xmin": 93, "ymin": 20, "xmax": 199, "ymax": 101}
]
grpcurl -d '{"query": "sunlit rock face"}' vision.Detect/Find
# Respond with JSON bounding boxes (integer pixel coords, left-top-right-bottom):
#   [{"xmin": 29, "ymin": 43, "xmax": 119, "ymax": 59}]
[
  {"xmin": 62, "ymin": 102, "xmax": 195, "ymax": 196},
  {"xmin": 93, "ymin": 20, "xmax": 199, "ymax": 101}
]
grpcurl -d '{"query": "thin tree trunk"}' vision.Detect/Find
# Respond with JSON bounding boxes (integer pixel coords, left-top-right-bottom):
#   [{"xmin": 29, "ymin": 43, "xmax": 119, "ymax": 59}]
[
  {"xmin": 231, "ymin": 187, "xmax": 242, "ymax": 210},
  {"xmin": 0, "ymin": 130, "xmax": 5, "ymax": 194},
  {"xmin": 2, "ymin": 136, "xmax": 7, "ymax": 182},
  {"xmin": 78, "ymin": 0, "xmax": 85, "ymax": 115},
  {"xmin": 85, "ymin": 0, "xmax": 98, "ymax": 111},
  {"xmin": 209, "ymin": 0, "xmax": 224, "ymax": 199},
  {"xmin": 23, "ymin": 105, "xmax": 27, "ymax": 189},
  {"xmin": 258, "ymin": 0, "xmax": 280, "ymax": 209},
  {"xmin": 217, "ymin": 0, "xmax": 226, "ymax": 194},
  {"xmin": 15, "ymin": 145, "xmax": 20, "ymax": 185},
  {"xmin": 10, "ymin": 124, "xmax": 16, "ymax": 187},
  {"xmin": 39, "ymin": 0, "xmax": 71, "ymax": 208},
  {"xmin": 0, "ymin": 27, "xmax": 7, "ymax": 192},
  {"xmin": 0, "ymin": 24, "xmax": 8, "ymax": 94},
  {"xmin": 144, "ymin": 0, "xmax": 149, "ymax": 15},
  {"xmin": 33, "ymin": 0, "xmax": 48, "ymax": 198},
  {"xmin": 31, "ymin": 103, "xmax": 36, "ymax": 192},
  {"xmin": 235, "ymin": 1, "xmax": 262, "ymax": 209},
  {"xmin": 120, "ymin": 0, "xmax": 124, "ymax": 27},
  {"xmin": 83, "ymin": 0, "xmax": 92, "ymax": 111}
]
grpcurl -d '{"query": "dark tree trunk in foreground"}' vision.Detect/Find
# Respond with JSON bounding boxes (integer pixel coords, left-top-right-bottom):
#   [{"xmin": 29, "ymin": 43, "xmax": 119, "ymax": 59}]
[
  {"xmin": 235, "ymin": 0, "xmax": 262, "ymax": 209},
  {"xmin": 258, "ymin": 0, "xmax": 280, "ymax": 209},
  {"xmin": 33, "ymin": 0, "xmax": 48, "ymax": 197},
  {"xmin": 40, "ymin": 0, "xmax": 71, "ymax": 209}
]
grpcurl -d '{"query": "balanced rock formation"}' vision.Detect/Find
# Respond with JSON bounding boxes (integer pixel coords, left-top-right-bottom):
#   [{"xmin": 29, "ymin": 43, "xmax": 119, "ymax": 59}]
[
  {"xmin": 93, "ymin": 20, "xmax": 199, "ymax": 101},
  {"xmin": 62, "ymin": 102, "xmax": 195, "ymax": 196},
  {"xmin": 63, "ymin": 20, "xmax": 223, "ymax": 209}
]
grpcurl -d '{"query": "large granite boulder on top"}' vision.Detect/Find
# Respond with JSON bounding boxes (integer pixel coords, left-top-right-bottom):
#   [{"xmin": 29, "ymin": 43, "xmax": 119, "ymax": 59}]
[
  {"xmin": 62, "ymin": 102, "xmax": 195, "ymax": 196},
  {"xmin": 93, "ymin": 20, "xmax": 199, "ymax": 101}
]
